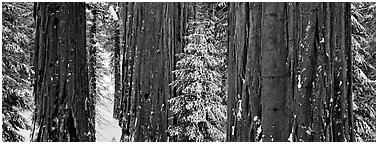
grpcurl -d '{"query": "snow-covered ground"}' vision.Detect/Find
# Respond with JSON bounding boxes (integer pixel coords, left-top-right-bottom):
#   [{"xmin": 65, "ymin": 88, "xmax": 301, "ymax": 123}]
[
  {"xmin": 19, "ymin": 110, "xmax": 32, "ymax": 142},
  {"xmin": 18, "ymin": 79, "xmax": 121, "ymax": 142},
  {"xmin": 95, "ymin": 73, "xmax": 121, "ymax": 142},
  {"xmin": 95, "ymin": 45, "xmax": 121, "ymax": 142}
]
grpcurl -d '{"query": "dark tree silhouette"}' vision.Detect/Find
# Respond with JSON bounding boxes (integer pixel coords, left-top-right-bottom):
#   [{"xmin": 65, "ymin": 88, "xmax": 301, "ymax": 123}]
[
  {"xmin": 112, "ymin": 3, "xmax": 122, "ymax": 119},
  {"xmin": 32, "ymin": 2, "xmax": 95, "ymax": 142},
  {"xmin": 117, "ymin": 2, "xmax": 188, "ymax": 142},
  {"xmin": 87, "ymin": 4, "xmax": 97, "ymax": 134},
  {"xmin": 227, "ymin": 2, "xmax": 353, "ymax": 142}
]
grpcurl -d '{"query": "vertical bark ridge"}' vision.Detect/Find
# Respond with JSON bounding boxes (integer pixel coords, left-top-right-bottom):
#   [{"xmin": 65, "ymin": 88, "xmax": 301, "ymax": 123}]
[
  {"xmin": 118, "ymin": 2, "xmax": 188, "ymax": 142},
  {"xmin": 32, "ymin": 2, "xmax": 94, "ymax": 142},
  {"xmin": 227, "ymin": 2, "xmax": 353, "ymax": 142}
]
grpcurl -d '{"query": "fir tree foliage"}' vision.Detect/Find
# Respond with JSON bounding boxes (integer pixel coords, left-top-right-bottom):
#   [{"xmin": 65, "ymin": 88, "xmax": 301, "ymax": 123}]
[
  {"xmin": 2, "ymin": 2, "xmax": 34, "ymax": 142},
  {"xmin": 168, "ymin": 15, "xmax": 226, "ymax": 141},
  {"xmin": 1, "ymin": 2, "xmax": 376, "ymax": 142},
  {"xmin": 351, "ymin": 2, "xmax": 376, "ymax": 142},
  {"xmin": 86, "ymin": 2, "xmax": 112, "ymax": 102},
  {"xmin": 85, "ymin": 3, "xmax": 115, "ymax": 139},
  {"xmin": 206, "ymin": 2, "xmax": 228, "ymax": 103}
]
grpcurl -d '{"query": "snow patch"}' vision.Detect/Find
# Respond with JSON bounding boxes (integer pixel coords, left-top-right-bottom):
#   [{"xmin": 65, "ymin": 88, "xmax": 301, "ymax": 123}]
[
  {"xmin": 297, "ymin": 75, "xmax": 302, "ymax": 89},
  {"xmin": 288, "ymin": 133, "xmax": 293, "ymax": 142},
  {"xmin": 108, "ymin": 5, "xmax": 118, "ymax": 21},
  {"xmin": 253, "ymin": 116, "xmax": 259, "ymax": 121},
  {"xmin": 305, "ymin": 129, "xmax": 312, "ymax": 135},
  {"xmin": 257, "ymin": 125, "xmax": 262, "ymax": 134},
  {"xmin": 320, "ymin": 37, "xmax": 325, "ymax": 43},
  {"xmin": 231, "ymin": 126, "xmax": 235, "ymax": 135}
]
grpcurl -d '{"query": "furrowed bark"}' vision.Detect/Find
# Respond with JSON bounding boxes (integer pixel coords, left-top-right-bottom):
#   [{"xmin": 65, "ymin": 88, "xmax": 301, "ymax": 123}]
[
  {"xmin": 260, "ymin": 3, "xmax": 291, "ymax": 142},
  {"xmin": 227, "ymin": 2, "xmax": 353, "ymax": 142},
  {"xmin": 118, "ymin": 2, "xmax": 188, "ymax": 142},
  {"xmin": 32, "ymin": 2, "xmax": 95, "ymax": 142}
]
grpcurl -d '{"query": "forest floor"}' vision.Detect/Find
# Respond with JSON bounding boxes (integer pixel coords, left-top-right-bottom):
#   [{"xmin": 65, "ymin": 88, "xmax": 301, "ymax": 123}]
[
  {"xmin": 95, "ymin": 72, "xmax": 121, "ymax": 142},
  {"xmin": 19, "ymin": 110, "xmax": 32, "ymax": 141},
  {"xmin": 19, "ymin": 99, "xmax": 120, "ymax": 142}
]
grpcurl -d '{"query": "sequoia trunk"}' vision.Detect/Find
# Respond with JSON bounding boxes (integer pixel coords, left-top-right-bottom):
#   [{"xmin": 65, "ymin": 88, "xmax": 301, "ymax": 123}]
[
  {"xmin": 118, "ymin": 2, "xmax": 188, "ymax": 142},
  {"xmin": 227, "ymin": 2, "xmax": 353, "ymax": 142},
  {"xmin": 32, "ymin": 2, "xmax": 95, "ymax": 142}
]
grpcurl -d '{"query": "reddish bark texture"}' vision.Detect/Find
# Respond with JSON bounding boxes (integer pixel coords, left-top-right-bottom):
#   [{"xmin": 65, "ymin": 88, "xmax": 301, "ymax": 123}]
[
  {"xmin": 227, "ymin": 2, "xmax": 353, "ymax": 142},
  {"xmin": 118, "ymin": 2, "xmax": 188, "ymax": 142},
  {"xmin": 32, "ymin": 2, "xmax": 95, "ymax": 142}
]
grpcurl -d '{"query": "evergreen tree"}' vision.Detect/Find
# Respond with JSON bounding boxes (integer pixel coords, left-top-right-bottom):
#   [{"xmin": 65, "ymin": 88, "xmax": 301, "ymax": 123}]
[
  {"xmin": 227, "ymin": 2, "xmax": 354, "ymax": 142},
  {"xmin": 108, "ymin": 3, "xmax": 122, "ymax": 119},
  {"xmin": 85, "ymin": 2, "xmax": 112, "ymax": 105},
  {"xmin": 86, "ymin": 3, "xmax": 116, "ymax": 141},
  {"xmin": 32, "ymin": 3, "xmax": 95, "ymax": 141},
  {"xmin": 202, "ymin": 2, "xmax": 228, "ymax": 104},
  {"xmin": 2, "ymin": 2, "xmax": 375, "ymax": 142},
  {"xmin": 351, "ymin": 2, "xmax": 376, "ymax": 142},
  {"xmin": 2, "ymin": 2, "xmax": 34, "ymax": 142},
  {"xmin": 118, "ymin": 3, "xmax": 188, "ymax": 142},
  {"xmin": 168, "ymin": 18, "xmax": 226, "ymax": 142},
  {"xmin": 87, "ymin": 4, "xmax": 97, "ymax": 140}
]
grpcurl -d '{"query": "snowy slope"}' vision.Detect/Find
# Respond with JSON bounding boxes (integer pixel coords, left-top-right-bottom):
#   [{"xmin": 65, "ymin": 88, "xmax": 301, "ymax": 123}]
[
  {"xmin": 95, "ymin": 50, "xmax": 121, "ymax": 142},
  {"xmin": 95, "ymin": 73, "xmax": 121, "ymax": 142},
  {"xmin": 19, "ymin": 110, "xmax": 32, "ymax": 142}
]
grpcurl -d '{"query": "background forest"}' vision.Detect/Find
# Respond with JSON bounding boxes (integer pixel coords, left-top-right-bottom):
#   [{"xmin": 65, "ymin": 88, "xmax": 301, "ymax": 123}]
[{"xmin": 1, "ymin": 2, "xmax": 376, "ymax": 142}]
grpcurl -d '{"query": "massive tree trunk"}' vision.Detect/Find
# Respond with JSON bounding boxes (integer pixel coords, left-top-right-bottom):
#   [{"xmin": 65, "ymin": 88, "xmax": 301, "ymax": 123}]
[
  {"xmin": 32, "ymin": 2, "xmax": 95, "ymax": 142},
  {"xmin": 227, "ymin": 2, "xmax": 353, "ymax": 142},
  {"xmin": 291, "ymin": 3, "xmax": 354, "ymax": 142},
  {"xmin": 118, "ymin": 2, "xmax": 188, "ymax": 142},
  {"xmin": 260, "ymin": 3, "xmax": 292, "ymax": 142},
  {"xmin": 88, "ymin": 4, "xmax": 97, "ymax": 132},
  {"xmin": 113, "ymin": 7, "xmax": 122, "ymax": 119},
  {"xmin": 227, "ymin": 3, "xmax": 263, "ymax": 142}
]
